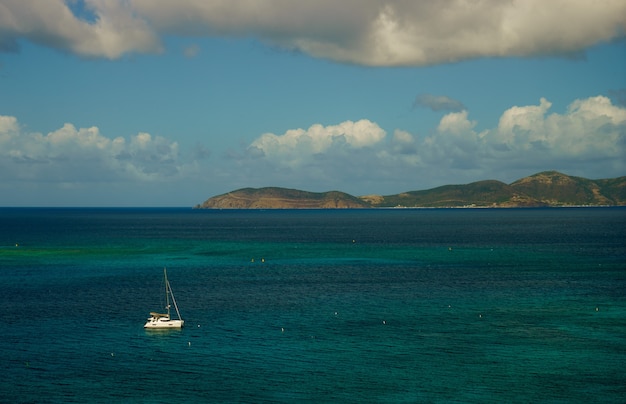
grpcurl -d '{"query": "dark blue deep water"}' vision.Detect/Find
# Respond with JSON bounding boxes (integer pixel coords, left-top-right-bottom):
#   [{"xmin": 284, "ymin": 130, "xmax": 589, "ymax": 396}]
[{"xmin": 1, "ymin": 208, "xmax": 625, "ymax": 403}]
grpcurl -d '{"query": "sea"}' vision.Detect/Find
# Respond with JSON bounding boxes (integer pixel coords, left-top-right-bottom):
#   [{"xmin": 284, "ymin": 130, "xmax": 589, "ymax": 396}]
[{"xmin": 0, "ymin": 207, "xmax": 625, "ymax": 403}]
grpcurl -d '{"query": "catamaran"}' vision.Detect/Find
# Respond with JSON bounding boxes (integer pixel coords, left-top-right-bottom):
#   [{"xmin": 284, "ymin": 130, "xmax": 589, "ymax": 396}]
[{"xmin": 144, "ymin": 268, "xmax": 184, "ymax": 329}]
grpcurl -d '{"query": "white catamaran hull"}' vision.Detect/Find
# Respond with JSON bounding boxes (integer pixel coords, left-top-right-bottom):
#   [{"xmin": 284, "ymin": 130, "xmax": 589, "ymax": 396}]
[{"xmin": 144, "ymin": 318, "xmax": 184, "ymax": 328}]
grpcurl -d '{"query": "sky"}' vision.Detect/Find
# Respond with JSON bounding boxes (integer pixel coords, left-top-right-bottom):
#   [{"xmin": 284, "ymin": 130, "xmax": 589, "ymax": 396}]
[{"xmin": 0, "ymin": 0, "xmax": 625, "ymax": 207}]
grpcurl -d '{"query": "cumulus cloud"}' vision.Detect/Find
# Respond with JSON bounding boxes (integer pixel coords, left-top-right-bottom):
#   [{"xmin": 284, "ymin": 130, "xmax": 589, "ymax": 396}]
[
  {"xmin": 247, "ymin": 120, "xmax": 386, "ymax": 168},
  {"xmin": 240, "ymin": 96, "xmax": 626, "ymax": 191},
  {"xmin": 0, "ymin": 117, "xmax": 187, "ymax": 184},
  {"xmin": 487, "ymin": 96, "xmax": 626, "ymax": 160},
  {"xmin": 426, "ymin": 96, "xmax": 625, "ymax": 176},
  {"xmin": 414, "ymin": 94, "xmax": 466, "ymax": 112},
  {"xmin": 1, "ymin": 0, "xmax": 625, "ymax": 65}
]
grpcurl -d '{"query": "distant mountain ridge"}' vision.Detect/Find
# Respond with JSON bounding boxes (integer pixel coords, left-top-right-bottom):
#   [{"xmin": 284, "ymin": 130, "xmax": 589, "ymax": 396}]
[{"xmin": 196, "ymin": 171, "xmax": 626, "ymax": 208}]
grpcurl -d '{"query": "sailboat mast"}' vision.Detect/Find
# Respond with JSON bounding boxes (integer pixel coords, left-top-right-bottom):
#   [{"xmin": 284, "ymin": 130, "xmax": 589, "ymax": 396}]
[
  {"xmin": 163, "ymin": 267, "xmax": 182, "ymax": 320},
  {"xmin": 168, "ymin": 274, "xmax": 182, "ymax": 321},
  {"xmin": 164, "ymin": 267, "xmax": 171, "ymax": 318}
]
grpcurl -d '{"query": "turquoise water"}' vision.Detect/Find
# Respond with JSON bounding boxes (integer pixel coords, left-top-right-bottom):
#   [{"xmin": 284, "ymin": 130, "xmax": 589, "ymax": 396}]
[{"xmin": 1, "ymin": 208, "xmax": 625, "ymax": 402}]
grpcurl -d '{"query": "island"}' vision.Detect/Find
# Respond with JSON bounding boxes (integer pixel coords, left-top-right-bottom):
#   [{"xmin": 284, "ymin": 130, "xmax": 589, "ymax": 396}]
[{"xmin": 196, "ymin": 171, "xmax": 626, "ymax": 209}]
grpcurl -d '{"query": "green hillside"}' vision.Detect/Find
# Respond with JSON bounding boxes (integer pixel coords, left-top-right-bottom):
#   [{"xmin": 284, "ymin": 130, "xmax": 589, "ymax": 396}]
[{"xmin": 197, "ymin": 172, "xmax": 626, "ymax": 208}]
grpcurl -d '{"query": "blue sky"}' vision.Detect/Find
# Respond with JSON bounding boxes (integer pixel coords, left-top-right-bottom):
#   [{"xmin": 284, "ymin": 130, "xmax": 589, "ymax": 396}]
[{"xmin": 1, "ymin": 1, "xmax": 625, "ymax": 206}]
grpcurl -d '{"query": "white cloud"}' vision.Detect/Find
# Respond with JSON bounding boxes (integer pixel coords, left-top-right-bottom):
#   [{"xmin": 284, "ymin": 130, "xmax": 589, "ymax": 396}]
[
  {"xmin": 1, "ymin": 0, "xmax": 624, "ymax": 65},
  {"xmin": 241, "ymin": 96, "xmax": 626, "ymax": 191},
  {"xmin": 437, "ymin": 110, "xmax": 477, "ymax": 136},
  {"xmin": 248, "ymin": 119, "xmax": 386, "ymax": 167},
  {"xmin": 0, "ymin": 117, "xmax": 186, "ymax": 183},
  {"xmin": 0, "ymin": 115, "xmax": 19, "ymax": 133},
  {"xmin": 421, "ymin": 96, "xmax": 626, "ymax": 177},
  {"xmin": 487, "ymin": 96, "xmax": 626, "ymax": 160}
]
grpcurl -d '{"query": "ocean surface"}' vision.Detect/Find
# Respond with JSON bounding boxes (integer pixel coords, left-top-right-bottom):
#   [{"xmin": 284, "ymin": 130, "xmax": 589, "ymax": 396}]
[{"xmin": 1, "ymin": 207, "xmax": 625, "ymax": 403}]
